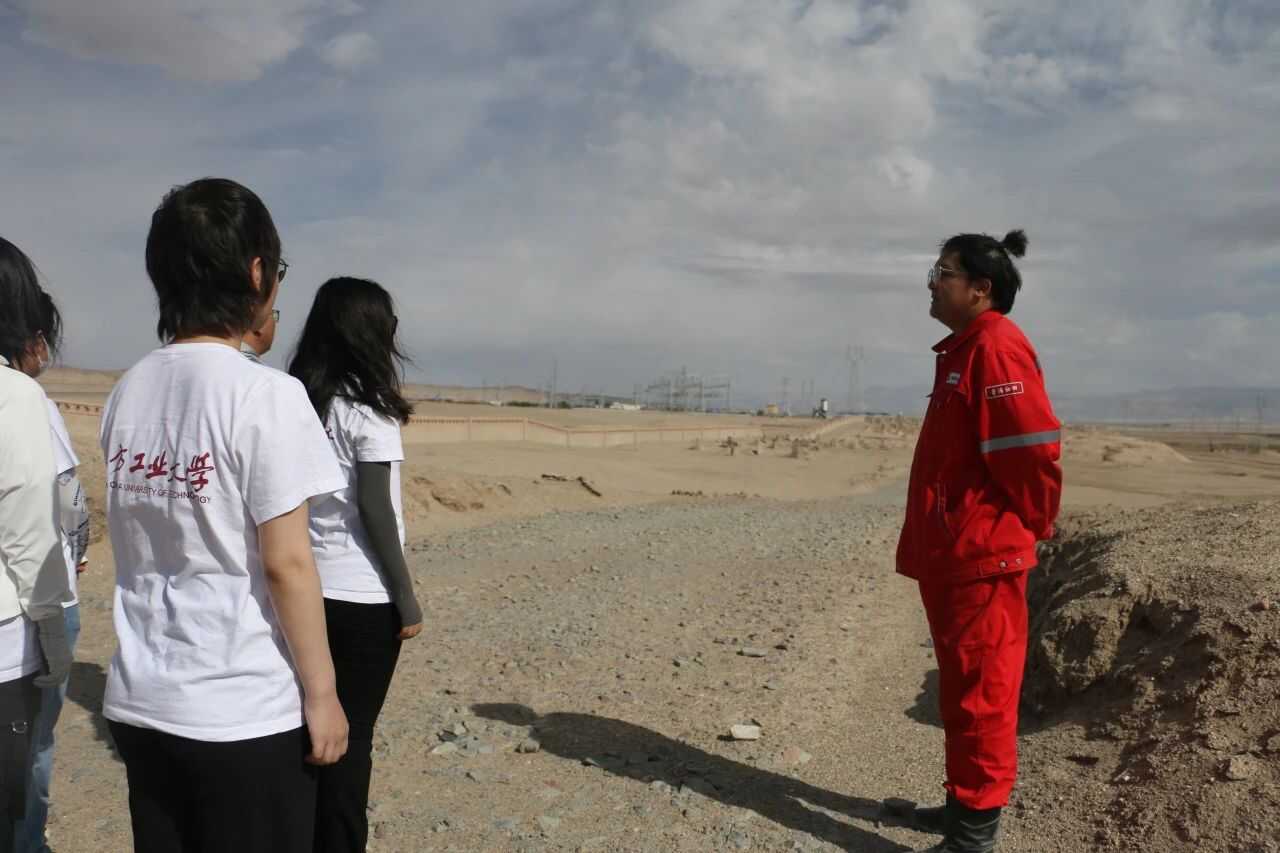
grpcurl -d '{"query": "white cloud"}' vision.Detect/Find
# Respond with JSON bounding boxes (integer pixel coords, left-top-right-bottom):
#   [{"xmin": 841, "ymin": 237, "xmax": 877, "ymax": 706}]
[
  {"xmin": 321, "ymin": 31, "xmax": 377, "ymax": 72},
  {"xmin": 17, "ymin": 0, "xmax": 355, "ymax": 82},
  {"xmin": 1, "ymin": 0, "xmax": 1278, "ymax": 403}
]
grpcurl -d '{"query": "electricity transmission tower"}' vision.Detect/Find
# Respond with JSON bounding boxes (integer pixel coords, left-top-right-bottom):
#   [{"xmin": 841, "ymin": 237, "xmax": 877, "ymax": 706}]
[{"xmin": 641, "ymin": 368, "xmax": 732, "ymax": 412}]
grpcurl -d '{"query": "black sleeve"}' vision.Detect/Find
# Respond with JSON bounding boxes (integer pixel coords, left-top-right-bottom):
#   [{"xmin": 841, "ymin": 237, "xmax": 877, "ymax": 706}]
[{"xmin": 355, "ymin": 461, "xmax": 422, "ymax": 629}]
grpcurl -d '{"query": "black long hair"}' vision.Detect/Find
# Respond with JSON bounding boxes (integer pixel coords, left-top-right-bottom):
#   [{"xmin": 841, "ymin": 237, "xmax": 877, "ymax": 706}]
[
  {"xmin": 288, "ymin": 277, "xmax": 413, "ymax": 424},
  {"xmin": 0, "ymin": 236, "xmax": 60, "ymax": 366},
  {"xmin": 940, "ymin": 229, "xmax": 1028, "ymax": 313}
]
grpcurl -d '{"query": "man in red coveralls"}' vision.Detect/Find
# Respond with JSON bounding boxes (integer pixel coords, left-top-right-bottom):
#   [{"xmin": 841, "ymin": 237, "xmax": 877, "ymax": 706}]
[{"xmin": 895, "ymin": 229, "xmax": 1062, "ymax": 853}]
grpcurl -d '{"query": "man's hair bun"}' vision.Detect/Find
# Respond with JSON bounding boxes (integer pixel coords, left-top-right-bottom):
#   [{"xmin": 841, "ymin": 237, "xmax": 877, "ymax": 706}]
[{"xmin": 1000, "ymin": 229, "xmax": 1028, "ymax": 258}]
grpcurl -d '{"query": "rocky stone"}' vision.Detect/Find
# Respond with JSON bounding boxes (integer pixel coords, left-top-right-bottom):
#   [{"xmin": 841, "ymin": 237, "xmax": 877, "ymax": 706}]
[
  {"xmin": 429, "ymin": 742, "xmax": 459, "ymax": 756},
  {"xmin": 440, "ymin": 721, "xmax": 469, "ymax": 740},
  {"xmin": 1221, "ymin": 755, "xmax": 1258, "ymax": 781},
  {"xmin": 729, "ymin": 724, "xmax": 762, "ymax": 741},
  {"xmin": 739, "ymin": 647, "xmax": 768, "ymax": 658},
  {"xmin": 516, "ymin": 738, "xmax": 542, "ymax": 754}
]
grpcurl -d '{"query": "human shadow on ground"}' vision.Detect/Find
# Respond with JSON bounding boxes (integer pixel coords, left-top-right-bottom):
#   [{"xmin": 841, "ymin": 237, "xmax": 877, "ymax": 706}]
[
  {"xmin": 905, "ymin": 668, "xmax": 942, "ymax": 729},
  {"xmin": 67, "ymin": 661, "xmax": 119, "ymax": 760},
  {"xmin": 473, "ymin": 703, "xmax": 921, "ymax": 853}
]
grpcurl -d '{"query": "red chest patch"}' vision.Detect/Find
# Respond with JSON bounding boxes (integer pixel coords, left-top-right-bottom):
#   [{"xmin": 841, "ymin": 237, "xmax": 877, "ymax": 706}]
[{"xmin": 985, "ymin": 382, "xmax": 1024, "ymax": 400}]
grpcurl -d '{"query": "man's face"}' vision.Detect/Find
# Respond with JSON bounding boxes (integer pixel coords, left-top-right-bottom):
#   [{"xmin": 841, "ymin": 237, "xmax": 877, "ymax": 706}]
[{"xmin": 928, "ymin": 252, "xmax": 981, "ymax": 331}]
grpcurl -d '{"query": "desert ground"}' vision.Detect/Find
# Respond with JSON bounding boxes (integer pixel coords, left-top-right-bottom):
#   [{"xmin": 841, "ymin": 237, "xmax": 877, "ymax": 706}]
[{"xmin": 33, "ymin": 369, "xmax": 1280, "ymax": 852}]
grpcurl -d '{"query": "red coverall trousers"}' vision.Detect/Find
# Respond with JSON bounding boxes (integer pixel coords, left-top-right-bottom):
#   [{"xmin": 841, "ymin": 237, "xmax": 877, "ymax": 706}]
[{"xmin": 919, "ymin": 571, "xmax": 1029, "ymax": 810}]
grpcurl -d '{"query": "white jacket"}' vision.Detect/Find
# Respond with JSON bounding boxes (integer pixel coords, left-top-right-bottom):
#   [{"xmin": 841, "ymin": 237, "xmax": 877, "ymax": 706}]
[{"xmin": 0, "ymin": 363, "xmax": 69, "ymax": 622}]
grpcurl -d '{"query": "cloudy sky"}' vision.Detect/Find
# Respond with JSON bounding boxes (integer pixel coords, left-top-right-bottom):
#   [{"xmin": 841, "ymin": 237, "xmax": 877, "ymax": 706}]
[{"xmin": 2, "ymin": 0, "xmax": 1277, "ymax": 408}]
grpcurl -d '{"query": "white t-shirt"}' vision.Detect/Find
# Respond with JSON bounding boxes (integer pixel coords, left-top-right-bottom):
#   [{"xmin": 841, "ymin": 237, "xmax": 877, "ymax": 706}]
[
  {"xmin": 0, "ymin": 615, "xmax": 39, "ymax": 683},
  {"xmin": 45, "ymin": 398, "xmax": 80, "ymax": 608},
  {"xmin": 100, "ymin": 344, "xmax": 344, "ymax": 742},
  {"xmin": 309, "ymin": 396, "xmax": 405, "ymax": 604}
]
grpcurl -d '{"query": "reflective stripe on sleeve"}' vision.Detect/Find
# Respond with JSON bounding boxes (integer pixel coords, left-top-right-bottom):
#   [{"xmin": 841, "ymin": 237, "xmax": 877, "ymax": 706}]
[{"xmin": 979, "ymin": 429, "xmax": 1061, "ymax": 454}]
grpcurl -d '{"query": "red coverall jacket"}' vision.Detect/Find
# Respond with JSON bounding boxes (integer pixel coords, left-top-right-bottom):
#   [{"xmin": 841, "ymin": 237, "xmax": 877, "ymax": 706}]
[{"xmin": 896, "ymin": 310, "xmax": 1062, "ymax": 584}]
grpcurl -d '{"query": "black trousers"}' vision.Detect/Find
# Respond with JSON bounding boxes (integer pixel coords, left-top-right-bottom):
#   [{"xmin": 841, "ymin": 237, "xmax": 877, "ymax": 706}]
[
  {"xmin": 315, "ymin": 599, "xmax": 402, "ymax": 853},
  {"xmin": 109, "ymin": 722, "xmax": 317, "ymax": 853},
  {"xmin": 0, "ymin": 674, "xmax": 40, "ymax": 853}
]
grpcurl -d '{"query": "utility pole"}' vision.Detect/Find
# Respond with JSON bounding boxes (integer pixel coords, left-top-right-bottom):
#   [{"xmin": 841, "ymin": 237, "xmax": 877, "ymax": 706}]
[
  {"xmin": 782, "ymin": 376, "xmax": 790, "ymax": 416},
  {"xmin": 1257, "ymin": 393, "xmax": 1267, "ymax": 452},
  {"xmin": 549, "ymin": 359, "xmax": 558, "ymax": 408},
  {"xmin": 846, "ymin": 345, "xmax": 864, "ymax": 414}
]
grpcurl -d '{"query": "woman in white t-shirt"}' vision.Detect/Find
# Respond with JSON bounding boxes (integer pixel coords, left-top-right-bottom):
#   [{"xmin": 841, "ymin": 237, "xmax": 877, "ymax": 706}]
[
  {"xmin": 100, "ymin": 179, "xmax": 348, "ymax": 853},
  {"xmin": 0, "ymin": 236, "xmax": 73, "ymax": 853},
  {"xmin": 287, "ymin": 277, "xmax": 422, "ymax": 853},
  {"xmin": 8, "ymin": 286, "xmax": 91, "ymax": 853}
]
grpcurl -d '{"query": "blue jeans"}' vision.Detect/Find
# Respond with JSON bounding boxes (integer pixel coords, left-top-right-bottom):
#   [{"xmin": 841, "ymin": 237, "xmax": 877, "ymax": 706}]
[{"xmin": 13, "ymin": 604, "xmax": 79, "ymax": 853}]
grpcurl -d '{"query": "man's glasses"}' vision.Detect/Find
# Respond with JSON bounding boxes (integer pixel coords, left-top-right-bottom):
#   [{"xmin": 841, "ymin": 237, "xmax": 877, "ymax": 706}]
[
  {"xmin": 927, "ymin": 264, "xmax": 963, "ymax": 286},
  {"xmin": 276, "ymin": 259, "xmax": 289, "ymax": 282},
  {"xmin": 271, "ymin": 309, "xmax": 280, "ymax": 323}
]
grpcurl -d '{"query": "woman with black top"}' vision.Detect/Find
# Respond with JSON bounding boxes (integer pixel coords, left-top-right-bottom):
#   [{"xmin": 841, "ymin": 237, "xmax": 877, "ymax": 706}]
[{"xmin": 287, "ymin": 277, "xmax": 423, "ymax": 853}]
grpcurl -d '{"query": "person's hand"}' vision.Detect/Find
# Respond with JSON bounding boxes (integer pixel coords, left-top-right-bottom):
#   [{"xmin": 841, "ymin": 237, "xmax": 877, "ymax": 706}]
[
  {"xmin": 398, "ymin": 622, "xmax": 423, "ymax": 641},
  {"xmin": 34, "ymin": 615, "xmax": 72, "ymax": 688},
  {"xmin": 303, "ymin": 693, "xmax": 349, "ymax": 765},
  {"xmin": 76, "ymin": 558, "xmax": 89, "ymax": 575}
]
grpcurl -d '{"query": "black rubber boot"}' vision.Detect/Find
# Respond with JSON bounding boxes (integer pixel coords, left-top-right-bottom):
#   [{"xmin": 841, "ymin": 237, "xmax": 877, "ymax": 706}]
[{"xmin": 915, "ymin": 802, "xmax": 1001, "ymax": 853}]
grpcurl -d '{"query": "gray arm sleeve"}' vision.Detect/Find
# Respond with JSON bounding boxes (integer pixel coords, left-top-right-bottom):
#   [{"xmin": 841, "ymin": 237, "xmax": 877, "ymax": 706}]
[
  {"xmin": 355, "ymin": 461, "xmax": 422, "ymax": 628},
  {"xmin": 56, "ymin": 470, "xmax": 90, "ymax": 566}
]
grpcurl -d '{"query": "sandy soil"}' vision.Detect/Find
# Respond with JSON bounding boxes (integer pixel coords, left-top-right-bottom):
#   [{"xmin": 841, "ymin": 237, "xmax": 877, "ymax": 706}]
[{"xmin": 36, "ymin": 404, "xmax": 1280, "ymax": 852}]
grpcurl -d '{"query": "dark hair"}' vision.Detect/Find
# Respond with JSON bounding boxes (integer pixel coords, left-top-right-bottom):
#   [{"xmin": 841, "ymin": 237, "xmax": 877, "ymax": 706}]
[
  {"xmin": 940, "ymin": 229, "xmax": 1028, "ymax": 313},
  {"xmin": 287, "ymin": 277, "xmax": 413, "ymax": 424},
  {"xmin": 146, "ymin": 178, "xmax": 281, "ymax": 342},
  {"xmin": 0, "ymin": 236, "xmax": 55, "ymax": 366},
  {"xmin": 36, "ymin": 290, "xmax": 63, "ymax": 360}
]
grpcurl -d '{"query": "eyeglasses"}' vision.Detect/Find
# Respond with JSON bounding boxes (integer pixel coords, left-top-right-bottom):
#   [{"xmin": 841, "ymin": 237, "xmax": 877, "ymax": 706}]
[
  {"xmin": 927, "ymin": 264, "xmax": 963, "ymax": 286},
  {"xmin": 271, "ymin": 309, "xmax": 280, "ymax": 323},
  {"xmin": 276, "ymin": 259, "xmax": 289, "ymax": 283}
]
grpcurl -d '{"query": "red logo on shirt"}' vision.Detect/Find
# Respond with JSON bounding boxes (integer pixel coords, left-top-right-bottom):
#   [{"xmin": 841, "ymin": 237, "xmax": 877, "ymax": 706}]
[
  {"xmin": 985, "ymin": 382, "xmax": 1024, "ymax": 400},
  {"xmin": 108, "ymin": 445, "xmax": 218, "ymax": 498}
]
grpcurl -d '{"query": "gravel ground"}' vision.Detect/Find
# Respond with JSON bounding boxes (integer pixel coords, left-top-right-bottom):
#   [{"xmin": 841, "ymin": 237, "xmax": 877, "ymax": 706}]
[{"xmin": 44, "ymin": 486, "xmax": 1278, "ymax": 852}]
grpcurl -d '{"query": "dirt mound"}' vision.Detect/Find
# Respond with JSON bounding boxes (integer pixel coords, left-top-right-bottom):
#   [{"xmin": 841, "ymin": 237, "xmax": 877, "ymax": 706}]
[
  {"xmin": 1062, "ymin": 430, "xmax": 1191, "ymax": 466},
  {"xmin": 1021, "ymin": 501, "xmax": 1280, "ymax": 851},
  {"xmin": 404, "ymin": 475, "xmax": 513, "ymax": 519}
]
